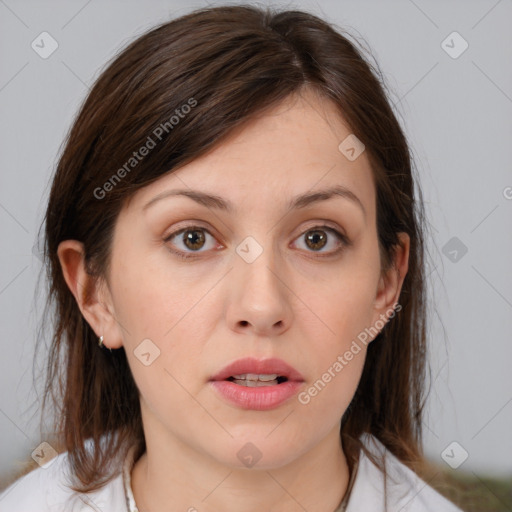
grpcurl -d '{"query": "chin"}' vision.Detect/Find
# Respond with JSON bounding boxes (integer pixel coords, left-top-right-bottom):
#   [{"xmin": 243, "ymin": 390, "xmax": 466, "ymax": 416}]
[{"xmin": 206, "ymin": 434, "xmax": 308, "ymax": 471}]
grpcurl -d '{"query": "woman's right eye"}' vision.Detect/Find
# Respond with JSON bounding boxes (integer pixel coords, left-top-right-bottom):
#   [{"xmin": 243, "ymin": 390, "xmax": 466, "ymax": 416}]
[{"xmin": 164, "ymin": 226, "xmax": 219, "ymax": 260}]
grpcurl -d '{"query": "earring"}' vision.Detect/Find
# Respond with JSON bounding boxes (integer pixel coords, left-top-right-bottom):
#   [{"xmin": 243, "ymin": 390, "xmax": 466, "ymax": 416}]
[{"xmin": 98, "ymin": 335, "xmax": 112, "ymax": 352}]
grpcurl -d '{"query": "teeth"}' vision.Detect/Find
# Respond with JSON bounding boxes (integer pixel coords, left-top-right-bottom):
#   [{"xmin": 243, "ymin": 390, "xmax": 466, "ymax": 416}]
[
  {"xmin": 232, "ymin": 378, "xmax": 279, "ymax": 387},
  {"xmin": 258, "ymin": 374, "xmax": 279, "ymax": 382},
  {"xmin": 232, "ymin": 373, "xmax": 279, "ymax": 381},
  {"xmin": 230, "ymin": 374, "xmax": 281, "ymax": 387}
]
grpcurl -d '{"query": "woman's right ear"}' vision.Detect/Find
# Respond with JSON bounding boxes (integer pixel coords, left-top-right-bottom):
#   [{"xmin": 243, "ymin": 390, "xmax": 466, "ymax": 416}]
[
  {"xmin": 57, "ymin": 240, "xmax": 88, "ymax": 307},
  {"xmin": 56, "ymin": 240, "xmax": 116, "ymax": 344}
]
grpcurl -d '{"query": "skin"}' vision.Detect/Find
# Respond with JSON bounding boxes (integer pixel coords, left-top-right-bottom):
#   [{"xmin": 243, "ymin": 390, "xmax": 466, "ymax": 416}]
[{"xmin": 58, "ymin": 87, "xmax": 409, "ymax": 512}]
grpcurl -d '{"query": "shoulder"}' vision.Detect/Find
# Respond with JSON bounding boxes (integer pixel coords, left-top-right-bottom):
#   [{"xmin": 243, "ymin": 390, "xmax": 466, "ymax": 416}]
[
  {"xmin": 0, "ymin": 442, "xmax": 127, "ymax": 512},
  {"xmin": 346, "ymin": 434, "xmax": 463, "ymax": 512}
]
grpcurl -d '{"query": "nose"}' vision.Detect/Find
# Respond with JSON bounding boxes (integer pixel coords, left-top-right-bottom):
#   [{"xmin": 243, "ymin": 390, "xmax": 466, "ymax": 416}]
[{"xmin": 225, "ymin": 241, "xmax": 293, "ymax": 337}]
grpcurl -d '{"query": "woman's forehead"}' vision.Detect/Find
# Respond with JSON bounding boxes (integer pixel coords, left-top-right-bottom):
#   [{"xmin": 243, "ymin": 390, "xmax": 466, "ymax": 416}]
[{"xmin": 127, "ymin": 92, "xmax": 375, "ymax": 216}]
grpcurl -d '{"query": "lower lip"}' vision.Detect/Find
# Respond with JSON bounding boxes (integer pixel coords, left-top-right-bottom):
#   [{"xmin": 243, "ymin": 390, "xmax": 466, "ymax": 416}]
[{"xmin": 209, "ymin": 380, "xmax": 303, "ymax": 411}]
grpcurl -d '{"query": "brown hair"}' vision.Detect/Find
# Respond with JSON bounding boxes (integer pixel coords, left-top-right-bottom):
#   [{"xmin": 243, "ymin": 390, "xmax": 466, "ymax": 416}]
[{"xmin": 38, "ymin": 3, "xmax": 429, "ymax": 494}]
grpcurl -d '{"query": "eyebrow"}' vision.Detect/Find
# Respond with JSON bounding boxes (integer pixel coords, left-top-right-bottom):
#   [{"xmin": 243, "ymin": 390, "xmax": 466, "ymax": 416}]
[{"xmin": 143, "ymin": 184, "xmax": 366, "ymax": 219}]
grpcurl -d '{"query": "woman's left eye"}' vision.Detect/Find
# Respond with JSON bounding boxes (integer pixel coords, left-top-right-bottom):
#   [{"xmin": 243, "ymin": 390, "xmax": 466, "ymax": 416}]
[
  {"xmin": 164, "ymin": 224, "xmax": 349, "ymax": 260},
  {"xmin": 292, "ymin": 226, "xmax": 349, "ymax": 256}
]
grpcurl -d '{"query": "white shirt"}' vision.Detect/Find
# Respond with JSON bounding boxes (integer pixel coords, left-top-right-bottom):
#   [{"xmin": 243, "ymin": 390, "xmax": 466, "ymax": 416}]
[{"xmin": 0, "ymin": 434, "xmax": 462, "ymax": 511}]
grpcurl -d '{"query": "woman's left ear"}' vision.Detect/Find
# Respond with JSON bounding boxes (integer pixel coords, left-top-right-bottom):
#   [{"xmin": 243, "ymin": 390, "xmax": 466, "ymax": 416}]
[{"xmin": 373, "ymin": 232, "xmax": 410, "ymax": 319}]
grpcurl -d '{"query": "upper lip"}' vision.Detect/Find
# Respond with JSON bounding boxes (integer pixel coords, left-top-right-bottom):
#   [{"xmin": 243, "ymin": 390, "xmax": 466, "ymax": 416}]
[{"xmin": 210, "ymin": 357, "xmax": 304, "ymax": 382}]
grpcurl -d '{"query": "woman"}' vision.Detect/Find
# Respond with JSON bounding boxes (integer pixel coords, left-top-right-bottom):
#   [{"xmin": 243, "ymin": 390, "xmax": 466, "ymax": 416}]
[{"xmin": 0, "ymin": 4, "xmax": 463, "ymax": 511}]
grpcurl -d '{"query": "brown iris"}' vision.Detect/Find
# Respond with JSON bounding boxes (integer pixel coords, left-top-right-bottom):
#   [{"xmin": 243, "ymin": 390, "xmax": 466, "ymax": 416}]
[
  {"xmin": 305, "ymin": 229, "xmax": 327, "ymax": 251},
  {"xmin": 182, "ymin": 229, "xmax": 206, "ymax": 251}
]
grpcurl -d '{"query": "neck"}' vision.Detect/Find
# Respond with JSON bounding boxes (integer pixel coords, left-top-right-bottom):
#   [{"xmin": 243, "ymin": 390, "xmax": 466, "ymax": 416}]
[{"xmin": 131, "ymin": 425, "xmax": 349, "ymax": 512}]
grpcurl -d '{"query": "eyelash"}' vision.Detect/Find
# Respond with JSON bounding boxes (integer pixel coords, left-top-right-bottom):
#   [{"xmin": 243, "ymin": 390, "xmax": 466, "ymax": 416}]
[{"xmin": 164, "ymin": 224, "xmax": 350, "ymax": 260}]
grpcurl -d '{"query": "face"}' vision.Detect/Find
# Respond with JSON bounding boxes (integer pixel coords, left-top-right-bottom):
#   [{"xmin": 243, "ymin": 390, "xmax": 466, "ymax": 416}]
[{"xmin": 66, "ymin": 88, "xmax": 407, "ymax": 470}]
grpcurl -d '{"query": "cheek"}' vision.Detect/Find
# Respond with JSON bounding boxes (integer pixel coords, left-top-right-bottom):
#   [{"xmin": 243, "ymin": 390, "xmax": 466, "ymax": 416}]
[
  {"xmin": 294, "ymin": 251, "xmax": 380, "ymax": 403},
  {"xmin": 110, "ymin": 243, "xmax": 215, "ymax": 340},
  {"xmin": 295, "ymin": 343, "xmax": 367, "ymax": 439},
  {"xmin": 303, "ymin": 263, "xmax": 380, "ymax": 352},
  {"xmin": 298, "ymin": 346, "xmax": 366, "ymax": 408},
  {"xmin": 115, "ymin": 266, "xmax": 221, "ymax": 398},
  {"xmin": 123, "ymin": 306, "xmax": 212, "ymax": 426},
  {"xmin": 129, "ymin": 356, "xmax": 204, "ymax": 442}
]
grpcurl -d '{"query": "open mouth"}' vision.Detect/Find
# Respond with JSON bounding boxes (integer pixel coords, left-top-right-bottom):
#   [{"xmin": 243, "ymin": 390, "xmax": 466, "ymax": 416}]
[
  {"xmin": 209, "ymin": 358, "xmax": 303, "ymax": 410},
  {"xmin": 226, "ymin": 374, "xmax": 289, "ymax": 387}
]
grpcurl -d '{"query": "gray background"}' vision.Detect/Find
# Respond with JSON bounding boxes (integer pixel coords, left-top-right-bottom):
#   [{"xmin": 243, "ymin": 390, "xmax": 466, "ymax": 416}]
[{"xmin": 1, "ymin": 0, "xmax": 511, "ymax": 488}]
